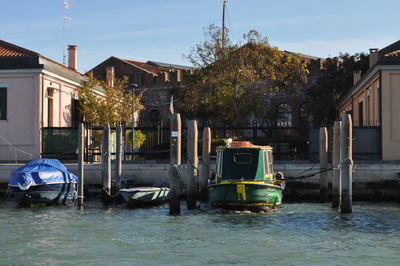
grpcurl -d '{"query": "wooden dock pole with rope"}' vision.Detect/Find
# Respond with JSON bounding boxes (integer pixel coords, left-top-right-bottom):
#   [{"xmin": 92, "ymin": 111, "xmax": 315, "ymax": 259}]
[
  {"xmin": 319, "ymin": 127, "xmax": 328, "ymax": 203},
  {"xmin": 169, "ymin": 113, "xmax": 181, "ymax": 215},
  {"xmin": 169, "ymin": 165, "xmax": 182, "ymax": 215},
  {"xmin": 77, "ymin": 122, "xmax": 85, "ymax": 207},
  {"xmin": 115, "ymin": 124, "xmax": 123, "ymax": 193},
  {"xmin": 332, "ymin": 121, "xmax": 342, "ymax": 208},
  {"xmin": 186, "ymin": 120, "xmax": 198, "ymax": 210},
  {"xmin": 102, "ymin": 123, "xmax": 111, "ymax": 197},
  {"xmin": 200, "ymin": 127, "xmax": 211, "ymax": 200},
  {"xmin": 341, "ymin": 114, "xmax": 353, "ymax": 213}
]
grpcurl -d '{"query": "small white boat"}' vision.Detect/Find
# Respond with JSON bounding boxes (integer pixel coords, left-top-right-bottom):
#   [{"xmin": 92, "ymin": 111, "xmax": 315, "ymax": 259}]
[{"xmin": 119, "ymin": 187, "xmax": 170, "ymax": 206}]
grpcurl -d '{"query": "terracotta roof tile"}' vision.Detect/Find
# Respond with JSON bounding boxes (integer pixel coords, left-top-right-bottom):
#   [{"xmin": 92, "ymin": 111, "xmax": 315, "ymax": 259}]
[
  {"xmin": 0, "ymin": 40, "xmax": 85, "ymax": 76},
  {"xmin": 123, "ymin": 59, "xmax": 161, "ymax": 75},
  {"xmin": 0, "ymin": 40, "xmax": 38, "ymax": 57}
]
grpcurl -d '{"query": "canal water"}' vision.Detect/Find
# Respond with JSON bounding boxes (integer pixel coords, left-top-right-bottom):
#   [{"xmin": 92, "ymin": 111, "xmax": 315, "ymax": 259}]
[{"xmin": 1, "ymin": 200, "xmax": 400, "ymax": 265}]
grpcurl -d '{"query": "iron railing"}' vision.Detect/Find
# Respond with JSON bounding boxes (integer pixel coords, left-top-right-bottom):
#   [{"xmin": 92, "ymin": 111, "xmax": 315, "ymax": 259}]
[{"xmin": 42, "ymin": 121, "xmax": 381, "ymax": 162}]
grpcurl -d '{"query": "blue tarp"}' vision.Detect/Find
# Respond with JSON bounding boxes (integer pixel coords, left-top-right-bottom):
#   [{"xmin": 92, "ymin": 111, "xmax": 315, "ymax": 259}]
[{"xmin": 9, "ymin": 159, "xmax": 78, "ymax": 188}]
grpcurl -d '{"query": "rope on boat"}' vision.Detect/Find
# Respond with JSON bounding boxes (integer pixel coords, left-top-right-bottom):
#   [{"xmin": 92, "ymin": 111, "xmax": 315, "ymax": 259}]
[
  {"xmin": 284, "ymin": 157, "xmax": 354, "ymax": 180},
  {"xmin": 186, "ymin": 156, "xmax": 199, "ymax": 171},
  {"xmin": 102, "ymin": 187, "xmax": 120, "ymax": 198},
  {"xmin": 3, "ymin": 187, "xmax": 12, "ymax": 201}
]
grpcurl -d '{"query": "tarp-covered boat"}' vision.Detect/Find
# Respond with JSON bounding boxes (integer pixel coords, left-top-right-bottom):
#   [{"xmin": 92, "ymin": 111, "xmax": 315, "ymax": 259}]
[
  {"xmin": 8, "ymin": 159, "xmax": 77, "ymax": 205},
  {"xmin": 208, "ymin": 141, "xmax": 285, "ymax": 211}
]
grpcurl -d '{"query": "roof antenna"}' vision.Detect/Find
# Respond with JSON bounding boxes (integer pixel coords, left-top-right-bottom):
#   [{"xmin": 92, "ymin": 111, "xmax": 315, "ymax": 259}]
[
  {"xmin": 222, "ymin": 1, "xmax": 227, "ymax": 49},
  {"xmin": 62, "ymin": 0, "xmax": 71, "ymax": 65}
]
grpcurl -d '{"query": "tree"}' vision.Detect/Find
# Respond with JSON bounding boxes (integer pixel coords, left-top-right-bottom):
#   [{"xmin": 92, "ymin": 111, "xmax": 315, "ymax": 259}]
[
  {"xmin": 78, "ymin": 72, "xmax": 146, "ymax": 148},
  {"xmin": 79, "ymin": 72, "xmax": 144, "ymax": 126},
  {"xmin": 176, "ymin": 25, "xmax": 308, "ymax": 125},
  {"xmin": 306, "ymin": 53, "xmax": 369, "ymax": 126}
]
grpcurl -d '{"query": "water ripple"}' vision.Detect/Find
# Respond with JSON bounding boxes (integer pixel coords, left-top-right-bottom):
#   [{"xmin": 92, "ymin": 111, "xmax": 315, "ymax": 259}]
[{"xmin": 1, "ymin": 201, "xmax": 400, "ymax": 265}]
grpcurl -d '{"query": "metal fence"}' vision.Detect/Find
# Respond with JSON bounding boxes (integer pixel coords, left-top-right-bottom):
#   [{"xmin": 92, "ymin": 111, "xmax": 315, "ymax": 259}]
[
  {"xmin": 42, "ymin": 122, "xmax": 381, "ymax": 162},
  {"xmin": 42, "ymin": 127, "xmax": 78, "ymax": 160},
  {"xmin": 308, "ymin": 126, "xmax": 380, "ymax": 162}
]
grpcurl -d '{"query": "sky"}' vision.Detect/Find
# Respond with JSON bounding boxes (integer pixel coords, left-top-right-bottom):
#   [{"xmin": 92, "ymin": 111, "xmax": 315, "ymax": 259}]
[{"xmin": 1, "ymin": 0, "xmax": 399, "ymax": 73}]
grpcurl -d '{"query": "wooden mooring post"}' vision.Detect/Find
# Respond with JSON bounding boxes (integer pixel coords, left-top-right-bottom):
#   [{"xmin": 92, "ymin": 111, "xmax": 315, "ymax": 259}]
[
  {"xmin": 170, "ymin": 113, "xmax": 181, "ymax": 167},
  {"xmin": 332, "ymin": 121, "xmax": 342, "ymax": 208},
  {"xmin": 319, "ymin": 127, "xmax": 328, "ymax": 203},
  {"xmin": 115, "ymin": 124, "xmax": 123, "ymax": 193},
  {"xmin": 169, "ymin": 113, "xmax": 181, "ymax": 215},
  {"xmin": 102, "ymin": 123, "xmax": 111, "ymax": 196},
  {"xmin": 341, "ymin": 114, "xmax": 353, "ymax": 213},
  {"xmin": 186, "ymin": 120, "xmax": 198, "ymax": 210},
  {"xmin": 77, "ymin": 122, "xmax": 85, "ymax": 207},
  {"xmin": 199, "ymin": 127, "xmax": 211, "ymax": 200}
]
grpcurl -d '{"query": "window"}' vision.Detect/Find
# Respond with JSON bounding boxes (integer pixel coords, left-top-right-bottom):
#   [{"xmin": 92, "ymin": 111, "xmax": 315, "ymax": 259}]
[
  {"xmin": 233, "ymin": 153, "xmax": 253, "ymax": 164},
  {"xmin": 216, "ymin": 150, "xmax": 223, "ymax": 176},
  {"xmin": 367, "ymin": 95, "xmax": 370, "ymax": 126},
  {"xmin": 47, "ymin": 88, "xmax": 54, "ymax": 127},
  {"xmin": 263, "ymin": 151, "xmax": 269, "ymax": 174},
  {"xmin": 358, "ymin": 101, "xmax": 363, "ymax": 126},
  {"xmin": 267, "ymin": 151, "xmax": 273, "ymax": 173},
  {"xmin": 299, "ymin": 102, "xmax": 312, "ymax": 124},
  {"xmin": 71, "ymin": 98, "xmax": 81, "ymax": 127},
  {"xmin": 0, "ymin": 87, "xmax": 6, "ymax": 120},
  {"xmin": 277, "ymin": 103, "xmax": 292, "ymax": 127}
]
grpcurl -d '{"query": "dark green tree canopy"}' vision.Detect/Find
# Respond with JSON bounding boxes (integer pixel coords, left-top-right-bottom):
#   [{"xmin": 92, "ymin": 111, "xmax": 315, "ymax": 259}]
[
  {"xmin": 306, "ymin": 53, "xmax": 369, "ymax": 126},
  {"xmin": 176, "ymin": 25, "xmax": 308, "ymax": 126}
]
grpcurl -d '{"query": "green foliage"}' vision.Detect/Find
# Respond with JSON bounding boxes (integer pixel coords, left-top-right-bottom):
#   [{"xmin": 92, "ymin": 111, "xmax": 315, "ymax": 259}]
[
  {"xmin": 125, "ymin": 129, "xmax": 146, "ymax": 149},
  {"xmin": 306, "ymin": 53, "xmax": 369, "ymax": 126},
  {"xmin": 176, "ymin": 25, "xmax": 308, "ymax": 125},
  {"xmin": 78, "ymin": 72, "xmax": 145, "ymax": 127}
]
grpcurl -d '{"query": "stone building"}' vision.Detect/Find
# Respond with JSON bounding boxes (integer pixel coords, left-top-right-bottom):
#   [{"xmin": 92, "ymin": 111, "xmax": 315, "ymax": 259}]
[
  {"xmin": 262, "ymin": 51, "xmax": 323, "ymax": 128},
  {"xmin": 337, "ymin": 40, "xmax": 400, "ymax": 160},
  {"xmin": 89, "ymin": 57, "xmax": 191, "ymax": 123}
]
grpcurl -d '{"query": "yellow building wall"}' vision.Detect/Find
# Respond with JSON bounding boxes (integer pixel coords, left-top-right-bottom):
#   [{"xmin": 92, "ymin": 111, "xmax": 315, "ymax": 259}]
[
  {"xmin": 381, "ymin": 69, "xmax": 400, "ymax": 160},
  {"xmin": 346, "ymin": 75, "xmax": 379, "ymax": 127}
]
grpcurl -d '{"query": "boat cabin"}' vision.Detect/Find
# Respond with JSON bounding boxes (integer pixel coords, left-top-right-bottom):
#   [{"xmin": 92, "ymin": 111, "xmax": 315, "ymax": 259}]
[{"xmin": 215, "ymin": 141, "xmax": 274, "ymax": 183}]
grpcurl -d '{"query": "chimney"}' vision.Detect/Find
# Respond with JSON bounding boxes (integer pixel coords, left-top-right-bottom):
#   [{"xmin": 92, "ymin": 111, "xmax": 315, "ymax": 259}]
[
  {"xmin": 68, "ymin": 45, "xmax": 78, "ymax": 70},
  {"xmin": 369, "ymin": 48, "xmax": 379, "ymax": 68},
  {"xmin": 353, "ymin": 70, "xmax": 361, "ymax": 85},
  {"xmin": 106, "ymin": 66, "xmax": 114, "ymax": 87}
]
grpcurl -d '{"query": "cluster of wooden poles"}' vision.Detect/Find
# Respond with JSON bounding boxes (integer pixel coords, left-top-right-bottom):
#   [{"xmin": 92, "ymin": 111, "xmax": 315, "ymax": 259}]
[
  {"xmin": 169, "ymin": 113, "xmax": 212, "ymax": 215},
  {"xmin": 75, "ymin": 113, "xmax": 212, "ymax": 215},
  {"xmin": 319, "ymin": 114, "xmax": 353, "ymax": 213},
  {"xmin": 76, "ymin": 122, "xmax": 125, "ymax": 208}
]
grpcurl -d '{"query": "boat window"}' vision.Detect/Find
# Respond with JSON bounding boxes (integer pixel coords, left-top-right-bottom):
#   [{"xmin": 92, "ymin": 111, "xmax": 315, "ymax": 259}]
[
  {"xmin": 221, "ymin": 149, "xmax": 263, "ymax": 180},
  {"xmin": 216, "ymin": 151, "xmax": 223, "ymax": 175},
  {"xmin": 264, "ymin": 151, "xmax": 269, "ymax": 174},
  {"xmin": 267, "ymin": 151, "xmax": 274, "ymax": 173},
  {"xmin": 233, "ymin": 153, "xmax": 252, "ymax": 164}
]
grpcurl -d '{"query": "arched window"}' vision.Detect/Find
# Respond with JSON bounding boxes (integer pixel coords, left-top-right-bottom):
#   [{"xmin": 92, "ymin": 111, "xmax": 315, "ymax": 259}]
[
  {"xmin": 299, "ymin": 102, "xmax": 313, "ymax": 126},
  {"xmin": 277, "ymin": 103, "xmax": 292, "ymax": 127}
]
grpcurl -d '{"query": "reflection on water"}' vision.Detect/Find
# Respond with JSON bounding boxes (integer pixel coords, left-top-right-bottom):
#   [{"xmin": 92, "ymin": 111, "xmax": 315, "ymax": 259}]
[{"xmin": 0, "ymin": 201, "xmax": 399, "ymax": 265}]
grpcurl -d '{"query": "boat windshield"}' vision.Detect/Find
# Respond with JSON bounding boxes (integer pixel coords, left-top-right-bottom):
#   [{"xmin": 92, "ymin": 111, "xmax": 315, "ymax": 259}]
[{"xmin": 221, "ymin": 148, "xmax": 264, "ymax": 180}]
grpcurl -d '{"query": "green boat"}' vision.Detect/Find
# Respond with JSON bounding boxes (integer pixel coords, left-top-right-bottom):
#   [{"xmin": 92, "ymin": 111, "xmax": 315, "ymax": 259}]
[{"xmin": 208, "ymin": 141, "xmax": 285, "ymax": 211}]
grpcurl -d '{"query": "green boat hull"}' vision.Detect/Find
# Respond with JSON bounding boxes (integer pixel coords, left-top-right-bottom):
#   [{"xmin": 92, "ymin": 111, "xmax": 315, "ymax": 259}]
[{"xmin": 208, "ymin": 182, "xmax": 282, "ymax": 211}]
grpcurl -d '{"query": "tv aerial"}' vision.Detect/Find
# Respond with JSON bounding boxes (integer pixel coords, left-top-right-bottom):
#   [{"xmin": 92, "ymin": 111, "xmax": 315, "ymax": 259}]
[{"xmin": 62, "ymin": 0, "xmax": 72, "ymax": 65}]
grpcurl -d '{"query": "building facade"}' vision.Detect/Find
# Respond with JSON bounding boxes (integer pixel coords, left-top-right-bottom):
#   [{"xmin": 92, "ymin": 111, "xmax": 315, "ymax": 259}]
[
  {"xmin": 0, "ymin": 40, "xmax": 87, "ymax": 162},
  {"xmin": 89, "ymin": 57, "xmax": 191, "ymax": 123},
  {"xmin": 337, "ymin": 41, "xmax": 400, "ymax": 160},
  {"xmin": 261, "ymin": 51, "xmax": 323, "ymax": 127}
]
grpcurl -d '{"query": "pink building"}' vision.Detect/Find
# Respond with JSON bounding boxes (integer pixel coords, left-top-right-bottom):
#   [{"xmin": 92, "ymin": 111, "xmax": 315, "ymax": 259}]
[{"xmin": 0, "ymin": 40, "xmax": 87, "ymax": 162}]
